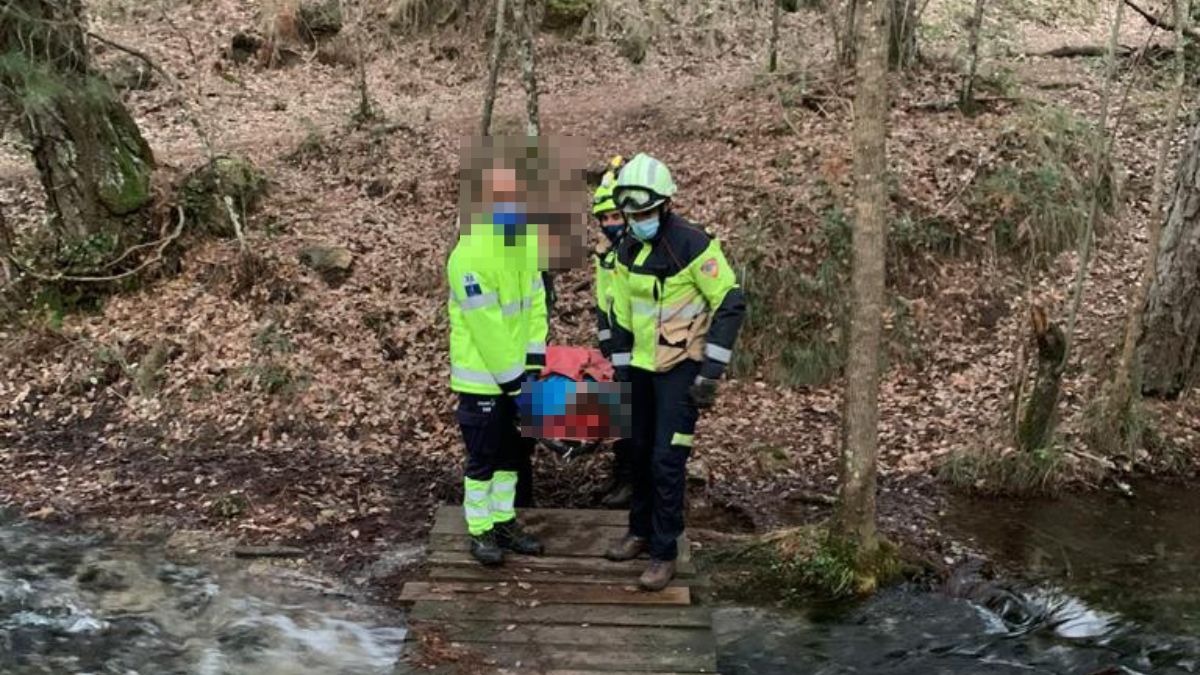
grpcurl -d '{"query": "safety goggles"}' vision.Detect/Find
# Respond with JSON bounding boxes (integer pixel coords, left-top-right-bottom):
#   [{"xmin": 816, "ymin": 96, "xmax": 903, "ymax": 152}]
[{"xmin": 614, "ymin": 187, "xmax": 661, "ymax": 213}]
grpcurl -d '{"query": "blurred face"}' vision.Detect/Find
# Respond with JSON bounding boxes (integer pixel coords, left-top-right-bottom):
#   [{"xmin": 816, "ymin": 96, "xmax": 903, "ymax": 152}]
[{"xmin": 485, "ymin": 167, "xmax": 520, "ymax": 204}]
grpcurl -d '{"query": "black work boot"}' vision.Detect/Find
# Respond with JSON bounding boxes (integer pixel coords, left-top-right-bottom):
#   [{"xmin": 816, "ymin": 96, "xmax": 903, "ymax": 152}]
[
  {"xmin": 493, "ymin": 519, "xmax": 544, "ymax": 556},
  {"xmin": 604, "ymin": 534, "xmax": 648, "ymax": 561},
  {"xmin": 600, "ymin": 481, "xmax": 633, "ymax": 509},
  {"xmin": 469, "ymin": 530, "xmax": 504, "ymax": 566},
  {"xmin": 639, "ymin": 559, "xmax": 677, "ymax": 592}
]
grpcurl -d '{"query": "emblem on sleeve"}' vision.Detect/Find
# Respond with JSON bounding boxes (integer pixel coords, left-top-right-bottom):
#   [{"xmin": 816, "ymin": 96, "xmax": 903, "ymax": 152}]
[{"xmin": 700, "ymin": 258, "xmax": 719, "ymax": 278}]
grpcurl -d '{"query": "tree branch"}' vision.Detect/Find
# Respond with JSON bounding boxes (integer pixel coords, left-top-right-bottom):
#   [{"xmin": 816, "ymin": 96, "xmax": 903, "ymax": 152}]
[{"xmin": 1123, "ymin": 0, "xmax": 1200, "ymax": 41}]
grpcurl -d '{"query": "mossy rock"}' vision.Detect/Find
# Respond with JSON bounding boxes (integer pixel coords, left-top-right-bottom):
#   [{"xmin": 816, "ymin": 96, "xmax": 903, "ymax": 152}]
[
  {"xmin": 299, "ymin": 245, "xmax": 354, "ymax": 286},
  {"xmin": 181, "ymin": 156, "xmax": 267, "ymax": 238},
  {"xmin": 299, "ymin": 0, "xmax": 344, "ymax": 41},
  {"xmin": 542, "ymin": 0, "xmax": 592, "ymax": 31}
]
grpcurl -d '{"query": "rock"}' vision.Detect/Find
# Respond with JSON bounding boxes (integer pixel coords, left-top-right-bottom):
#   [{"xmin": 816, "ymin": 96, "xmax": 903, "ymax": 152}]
[
  {"xmin": 77, "ymin": 559, "xmax": 136, "ymax": 592},
  {"xmin": 299, "ymin": 245, "xmax": 354, "ymax": 285},
  {"xmin": 180, "ymin": 156, "xmax": 267, "ymax": 239},
  {"xmin": 314, "ymin": 34, "xmax": 358, "ymax": 68},
  {"xmin": 229, "ymin": 31, "xmax": 264, "ymax": 64},
  {"xmin": 542, "ymin": 0, "xmax": 592, "ymax": 31},
  {"xmin": 299, "ymin": 0, "xmax": 344, "ymax": 41},
  {"xmin": 105, "ymin": 56, "xmax": 158, "ymax": 92},
  {"xmin": 233, "ymin": 545, "xmax": 306, "ymax": 559}
]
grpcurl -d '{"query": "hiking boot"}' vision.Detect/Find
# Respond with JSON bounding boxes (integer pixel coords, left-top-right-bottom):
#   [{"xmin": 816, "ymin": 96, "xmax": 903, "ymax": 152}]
[
  {"xmin": 469, "ymin": 530, "xmax": 504, "ymax": 566},
  {"xmin": 493, "ymin": 519, "xmax": 544, "ymax": 556},
  {"xmin": 600, "ymin": 481, "xmax": 633, "ymax": 509},
  {"xmin": 604, "ymin": 534, "xmax": 648, "ymax": 561},
  {"xmin": 639, "ymin": 559, "xmax": 677, "ymax": 592}
]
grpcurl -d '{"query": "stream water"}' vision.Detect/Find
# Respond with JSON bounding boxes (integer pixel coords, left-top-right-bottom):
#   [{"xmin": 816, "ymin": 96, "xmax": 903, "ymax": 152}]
[
  {"xmin": 0, "ymin": 514, "xmax": 406, "ymax": 674},
  {"xmin": 2, "ymin": 482, "xmax": 1197, "ymax": 674},
  {"xmin": 715, "ymin": 481, "xmax": 1200, "ymax": 674}
]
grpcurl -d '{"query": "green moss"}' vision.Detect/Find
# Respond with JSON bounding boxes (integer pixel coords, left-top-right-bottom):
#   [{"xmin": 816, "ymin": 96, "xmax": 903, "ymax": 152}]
[
  {"xmin": 711, "ymin": 525, "xmax": 905, "ymax": 603},
  {"xmin": 182, "ymin": 156, "xmax": 267, "ymax": 237},
  {"xmin": 543, "ymin": 0, "xmax": 592, "ymax": 30}
]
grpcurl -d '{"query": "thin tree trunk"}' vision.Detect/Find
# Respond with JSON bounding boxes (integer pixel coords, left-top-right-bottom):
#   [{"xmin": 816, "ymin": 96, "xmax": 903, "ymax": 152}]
[
  {"xmin": 1138, "ymin": 118, "xmax": 1200, "ymax": 397},
  {"xmin": 1065, "ymin": 0, "xmax": 1125, "ymax": 352},
  {"xmin": 1106, "ymin": 0, "xmax": 1186, "ymax": 417},
  {"xmin": 841, "ymin": 0, "xmax": 859, "ymax": 66},
  {"xmin": 769, "ymin": 0, "xmax": 782, "ymax": 73},
  {"xmin": 481, "ymin": 0, "xmax": 509, "ymax": 137},
  {"xmin": 888, "ymin": 0, "xmax": 919, "ymax": 68},
  {"xmin": 960, "ymin": 0, "xmax": 987, "ymax": 113},
  {"xmin": 834, "ymin": 0, "xmax": 888, "ymax": 591},
  {"xmin": 0, "ymin": 0, "xmax": 155, "ymax": 255},
  {"xmin": 512, "ymin": 0, "xmax": 541, "ymax": 136},
  {"xmin": 262, "ymin": 0, "xmax": 303, "ymax": 67}
]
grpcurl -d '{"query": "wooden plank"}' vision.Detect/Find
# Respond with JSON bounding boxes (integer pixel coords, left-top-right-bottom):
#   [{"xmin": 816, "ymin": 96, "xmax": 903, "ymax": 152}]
[
  {"xmin": 433, "ymin": 505, "xmax": 628, "ymax": 533},
  {"xmin": 410, "ymin": 620, "xmax": 711, "ymax": 649},
  {"xmin": 408, "ymin": 599, "xmax": 712, "ymax": 628},
  {"xmin": 429, "ymin": 565, "xmax": 696, "ymax": 587},
  {"xmin": 399, "ymin": 581, "xmax": 690, "ymax": 605},
  {"xmin": 427, "ymin": 550, "xmax": 696, "ymax": 578},
  {"xmin": 430, "ymin": 531, "xmax": 628, "ymax": 558},
  {"xmin": 418, "ymin": 642, "xmax": 717, "ymax": 673}
]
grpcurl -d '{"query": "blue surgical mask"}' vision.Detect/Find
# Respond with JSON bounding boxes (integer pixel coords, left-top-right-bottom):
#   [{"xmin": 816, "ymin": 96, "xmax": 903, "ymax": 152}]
[
  {"xmin": 629, "ymin": 214, "xmax": 659, "ymax": 241},
  {"xmin": 492, "ymin": 202, "xmax": 527, "ymax": 241},
  {"xmin": 601, "ymin": 224, "xmax": 624, "ymax": 244}
]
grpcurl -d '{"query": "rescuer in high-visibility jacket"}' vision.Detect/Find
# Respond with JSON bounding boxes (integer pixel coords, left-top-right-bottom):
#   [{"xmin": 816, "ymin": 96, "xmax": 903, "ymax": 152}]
[
  {"xmin": 603, "ymin": 153, "xmax": 746, "ymax": 591},
  {"xmin": 447, "ymin": 165, "xmax": 547, "ymax": 566},
  {"xmin": 592, "ymin": 160, "xmax": 634, "ymax": 508}
]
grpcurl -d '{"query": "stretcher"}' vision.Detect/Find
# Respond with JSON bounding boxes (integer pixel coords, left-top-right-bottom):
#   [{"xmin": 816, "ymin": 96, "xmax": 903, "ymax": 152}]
[{"xmin": 519, "ymin": 345, "xmax": 629, "ymax": 460}]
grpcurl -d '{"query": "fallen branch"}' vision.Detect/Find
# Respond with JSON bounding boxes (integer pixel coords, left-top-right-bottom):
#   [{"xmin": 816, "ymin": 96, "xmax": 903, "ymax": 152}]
[
  {"xmin": 1123, "ymin": 0, "xmax": 1200, "ymax": 41},
  {"xmin": 908, "ymin": 95, "xmax": 1020, "ymax": 112},
  {"xmin": 1033, "ymin": 44, "xmax": 1134, "ymax": 58},
  {"xmin": 9, "ymin": 207, "xmax": 185, "ymax": 283}
]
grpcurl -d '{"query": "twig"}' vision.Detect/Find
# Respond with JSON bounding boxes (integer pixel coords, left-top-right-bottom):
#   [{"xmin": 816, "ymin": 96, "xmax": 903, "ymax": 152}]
[
  {"xmin": 85, "ymin": 31, "xmax": 174, "ymax": 82},
  {"xmin": 9, "ymin": 207, "xmax": 185, "ymax": 283}
]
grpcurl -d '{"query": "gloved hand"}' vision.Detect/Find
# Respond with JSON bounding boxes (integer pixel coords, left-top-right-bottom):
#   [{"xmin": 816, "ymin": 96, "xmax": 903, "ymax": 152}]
[{"xmin": 689, "ymin": 375, "xmax": 718, "ymax": 409}]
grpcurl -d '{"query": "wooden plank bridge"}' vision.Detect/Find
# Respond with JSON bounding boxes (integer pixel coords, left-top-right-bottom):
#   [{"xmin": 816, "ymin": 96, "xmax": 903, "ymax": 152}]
[{"xmin": 398, "ymin": 506, "xmax": 716, "ymax": 674}]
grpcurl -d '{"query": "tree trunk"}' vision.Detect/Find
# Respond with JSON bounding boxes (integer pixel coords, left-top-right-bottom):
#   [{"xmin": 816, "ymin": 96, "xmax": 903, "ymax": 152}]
[
  {"xmin": 834, "ymin": 0, "xmax": 888, "ymax": 592},
  {"xmin": 481, "ymin": 0, "xmax": 509, "ymax": 137},
  {"xmin": 0, "ymin": 0, "xmax": 155, "ymax": 259},
  {"xmin": 769, "ymin": 0, "xmax": 782, "ymax": 73},
  {"xmin": 840, "ymin": 0, "xmax": 860, "ymax": 66},
  {"xmin": 960, "ymin": 0, "xmax": 987, "ymax": 113},
  {"xmin": 1105, "ymin": 0, "xmax": 1186, "ymax": 418},
  {"xmin": 1018, "ymin": 306, "xmax": 1067, "ymax": 452},
  {"xmin": 1138, "ymin": 117, "xmax": 1200, "ymax": 397},
  {"xmin": 888, "ymin": 0, "xmax": 918, "ymax": 69},
  {"xmin": 262, "ymin": 0, "xmax": 304, "ymax": 67},
  {"xmin": 511, "ymin": 0, "xmax": 540, "ymax": 136}
]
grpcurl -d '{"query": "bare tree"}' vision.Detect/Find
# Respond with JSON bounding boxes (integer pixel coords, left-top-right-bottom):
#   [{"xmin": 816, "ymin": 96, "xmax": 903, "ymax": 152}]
[
  {"xmin": 480, "ymin": 0, "xmax": 509, "ymax": 136},
  {"xmin": 1138, "ymin": 116, "xmax": 1200, "ymax": 397},
  {"xmin": 1104, "ymin": 0, "xmax": 1187, "ymax": 416},
  {"xmin": 834, "ymin": 0, "xmax": 889, "ymax": 591},
  {"xmin": 769, "ymin": 0, "xmax": 782, "ymax": 73},
  {"xmin": 889, "ymin": 0, "xmax": 919, "ymax": 68},
  {"xmin": 511, "ymin": 0, "xmax": 541, "ymax": 136},
  {"xmin": 261, "ymin": 0, "xmax": 304, "ymax": 67},
  {"xmin": 960, "ymin": 0, "xmax": 987, "ymax": 113},
  {"xmin": 0, "ymin": 0, "xmax": 155, "ymax": 255}
]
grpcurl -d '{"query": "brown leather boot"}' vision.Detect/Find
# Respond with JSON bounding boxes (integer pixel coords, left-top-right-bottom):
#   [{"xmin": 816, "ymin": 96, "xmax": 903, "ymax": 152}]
[
  {"xmin": 603, "ymin": 534, "xmax": 647, "ymax": 561},
  {"xmin": 639, "ymin": 559, "xmax": 676, "ymax": 591}
]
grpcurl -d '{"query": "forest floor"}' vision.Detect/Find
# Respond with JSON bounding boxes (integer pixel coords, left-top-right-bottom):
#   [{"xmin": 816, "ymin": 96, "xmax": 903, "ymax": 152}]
[{"xmin": 2, "ymin": 0, "xmax": 1199, "ymax": 597}]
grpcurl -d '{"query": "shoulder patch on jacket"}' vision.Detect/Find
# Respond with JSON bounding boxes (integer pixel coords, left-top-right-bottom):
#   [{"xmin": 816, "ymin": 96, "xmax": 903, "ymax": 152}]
[
  {"xmin": 700, "ymin": 257, "xmax": 720, "ymax": 278},
  {"xmin": 462, "ymin": 272, "xmax": 482, "ymax": 297}
]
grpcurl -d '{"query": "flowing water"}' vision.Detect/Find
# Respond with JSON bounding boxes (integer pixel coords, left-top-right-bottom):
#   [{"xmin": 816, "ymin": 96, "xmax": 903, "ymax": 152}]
[
  {"xmin": 0, "ymin": 514, "xmax": 406, "ymax": 675},
  {"xmin": 3, "ymin": 482, "xmax": 1198, "ymax": 674},
  {"xmin": 715, "ymin": 481, "xmax": 1200, "ymax": 674}
]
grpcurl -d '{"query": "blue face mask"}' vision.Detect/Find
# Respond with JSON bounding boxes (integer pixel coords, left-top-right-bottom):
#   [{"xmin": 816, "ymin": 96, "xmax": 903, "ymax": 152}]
[
  {"xmin": 492, "ymin": 202, "xmax": 527, "ymax": 241},
  {"xmin": 601, "ymin": 224, "xmax": 624, "ymax": 244},
  {"xmin": 629, "ymin": 214, "xmax": 659, "ymax": 241}
]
